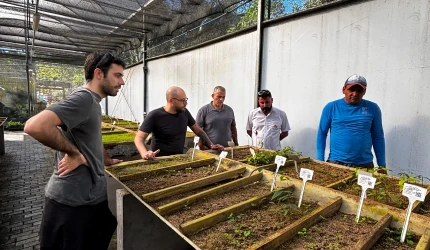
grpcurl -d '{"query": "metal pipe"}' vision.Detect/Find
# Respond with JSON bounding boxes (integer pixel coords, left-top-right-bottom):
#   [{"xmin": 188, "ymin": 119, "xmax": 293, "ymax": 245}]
[
  {"xmin": 25, "ymin": 0, "xmax": 31, "ymax": 116},
  {"xmin": 254, "ymin": 0, "xmax": 265, "ymax": 108},
  {"xmin": 142, "ymin": 12, "xmax": 148, "ymax": 121}
]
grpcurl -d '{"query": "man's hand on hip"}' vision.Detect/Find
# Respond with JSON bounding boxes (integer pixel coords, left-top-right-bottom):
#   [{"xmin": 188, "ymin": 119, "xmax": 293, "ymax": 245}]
[{"xmin": 58, "ymin": 153, "xmax": 88, "ymax": 176}]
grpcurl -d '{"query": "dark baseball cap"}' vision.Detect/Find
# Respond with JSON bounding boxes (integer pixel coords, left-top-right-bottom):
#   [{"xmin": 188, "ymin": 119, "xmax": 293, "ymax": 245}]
[{"xmin": 344, "ymin": 74, "xmax": 367, "ymax": 89}]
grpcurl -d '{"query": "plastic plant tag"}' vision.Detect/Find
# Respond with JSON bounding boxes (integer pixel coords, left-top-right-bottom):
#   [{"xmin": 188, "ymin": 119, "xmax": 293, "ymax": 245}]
[
  {"xmin": 193, "ymin": 136, "xmax": 200, "ymax": 144},
  {"xmin": 400, "ymin": 183, "xmax": 426, "ymax": 242},
  {"xmin": 270, "ymin": 155, "xmax": 287, "ymax": 192},
  {"xmin": 216, "ymin": 151, "xmax": 228, "ymax": 172},
  {"xmin": 249, "ymin": 148, "xmax": 255, "ymax": 157},
  {"xmin": 227, "ymin": 141, "xmax": 235, "ymax": 159},
  {"xmin": 298, "ymin": 168, "xmax": 314, "ymax": 207},
  {"xmin": 110, "ymin": 121, "xmax": 116, "ymax": 132},
  {"xmin": 355, "ymin": 174, "xmax": 376, "ymax": 222},
  {"xmin": 191, "ymin": 136, "xmax": 200, "ymax": 161}
]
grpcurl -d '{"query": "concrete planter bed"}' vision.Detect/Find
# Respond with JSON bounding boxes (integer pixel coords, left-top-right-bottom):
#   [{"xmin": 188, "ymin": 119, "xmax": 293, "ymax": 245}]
[
  {"xmin": 106, "ymin": 150, "xmax": 430, "ymax": 250},
  {"xmin": 331, "ymin": 171, "xmax": 429, "ymax": 211},
  {"xmin": 102, "ymin": 132, "xmax": 138, "ymax": 161}
]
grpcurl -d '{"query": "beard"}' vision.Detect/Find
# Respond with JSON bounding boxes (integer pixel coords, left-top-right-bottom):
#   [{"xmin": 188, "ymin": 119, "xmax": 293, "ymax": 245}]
[
  {"xmin": 102, "ymin": 79, "xmax": 119, "ymax": 97},
  {"xmin": 262, "ymin": 106, "xmax": 272, "ymax": 112},
  {"xmin": 174, "ymin": 106, "xmax": 186, "ymax": 113}
]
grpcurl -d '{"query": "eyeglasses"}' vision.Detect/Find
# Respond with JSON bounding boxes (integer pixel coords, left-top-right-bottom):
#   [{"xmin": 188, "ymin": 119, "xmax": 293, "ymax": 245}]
[
  {"xmin": 172, "ymin": 97, "xmax": 188, "ymax": 103},
  {"xmin": 257, "ymin": 90, "xmax": 271, "ymax": 97}
]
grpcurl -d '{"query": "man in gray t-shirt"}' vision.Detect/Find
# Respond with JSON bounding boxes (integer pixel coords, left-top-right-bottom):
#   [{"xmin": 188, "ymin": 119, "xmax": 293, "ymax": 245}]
[
  {"xmin": 196, "ymin": 86, "xmax": 238, "ymax": 148},
  {"xmin": 24, "ymin": 52, "xmax": 126, "ymax": 250}
]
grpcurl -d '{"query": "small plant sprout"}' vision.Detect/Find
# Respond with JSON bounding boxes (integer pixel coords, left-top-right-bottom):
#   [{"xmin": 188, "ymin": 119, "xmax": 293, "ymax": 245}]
[
  {"xmin": 297, "ymin": 228, "xmax": 307, "ymax": 237},
  {"xmin": 308, "ymin": 243, "xmax": 315, "ymax": 249}
]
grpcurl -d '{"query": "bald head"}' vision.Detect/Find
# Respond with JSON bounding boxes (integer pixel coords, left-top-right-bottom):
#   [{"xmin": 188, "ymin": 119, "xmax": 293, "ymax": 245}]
[{"xmin": 166, "ymin": 86, "xmax": 185, "ymax": 101}]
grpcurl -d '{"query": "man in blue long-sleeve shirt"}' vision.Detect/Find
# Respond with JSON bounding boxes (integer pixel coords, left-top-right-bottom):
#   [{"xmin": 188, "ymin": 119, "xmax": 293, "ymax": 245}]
[{"xmin": 316, "ymin": 74, "xmax": 386, "ymax": 168}]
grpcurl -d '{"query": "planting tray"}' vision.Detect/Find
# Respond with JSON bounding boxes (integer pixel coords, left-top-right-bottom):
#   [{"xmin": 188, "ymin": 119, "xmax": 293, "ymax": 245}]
[{"xmin": 107, "ymin": 150, "xmax": 430, "ymax": 250}]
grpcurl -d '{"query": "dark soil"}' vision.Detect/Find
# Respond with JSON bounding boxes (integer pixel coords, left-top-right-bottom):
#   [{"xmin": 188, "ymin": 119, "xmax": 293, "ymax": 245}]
[
  {"xmin": 227, "ymin": 148, "xmax": 261, "ymax": 161},
  {"xmin": 123, "ymin": 164, "xmax": 224, "ymax": 195},
  {"xmin": 280, "ymin": 213, "xmax": 377, "ymax": 250},
  {"xmin": 107, "ymin": 156, "xmax": 190, "ymax": 177},
  {"xmin": 417, "ymin": 199, "xmax": 430, "ymax": 217},
  {"xmin": 190, "ymin": 199, "xmax": 319, "ymax": 250},
  {"xmin": 165, "ymin": 182, "xmax": 269, "ymax": 229},
  {"xmin": 278, "ymin": 162, "xmax": 353, "ymax": 186},
  {"xmin": 149, "ymin": 177, "xmax": 240, "ymax": 209},
  {"xmin": 336, "ymin": 178, "xmax": 410, "ymax": 209},
  {"xmin": 371, "ymin": 228, "xmax": 419, "ymax": 250}
]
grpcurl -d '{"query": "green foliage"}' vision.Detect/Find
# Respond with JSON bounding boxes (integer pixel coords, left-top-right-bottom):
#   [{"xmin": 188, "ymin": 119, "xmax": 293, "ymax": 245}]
[
  {"xmin": 36, "ymin": 63, "xmax": 85, "ymax": 87},
  {"xmin": 297, "ymin": 228, "xmax": 307, "ymax": 237},
  {"xmin": 102, "ymin": 132, "xmax": 135, "ymax": 143},
  {"xmin": 271, "ymin": 190, "xmax": 294, "ymax": 202},
  {"xmin": 247, "ymin": 151, "xmax": 276, "ymax": 165},
  {"xmin": 228, "ymin": 0, "xmax": 285, "ymax": 33},
  {"xmin": 6, "ymin": 121, "xmax": 25, "ymax": 130},
  {"xmin": 385, "ymin": 227, "xmax": 416, "ymax": 246}
]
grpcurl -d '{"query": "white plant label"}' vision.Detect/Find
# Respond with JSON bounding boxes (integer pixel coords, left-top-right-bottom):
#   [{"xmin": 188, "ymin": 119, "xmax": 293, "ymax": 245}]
[
  {"xmin": 299, "ymin": 168, "xmax": 314, "ymax": 181},
  {"xmin": 271, "ymin": 155, "xmax": 287, "ymax": 192},
  {"xmin": 400, "ymin": 183, "xmax": 427, "ymax": 242},
  {"xmin": 191, "ymin": 136, "xmax": 200, "ymax": 161},
  {"xmin": 249, "ymin": 148, "xmax": 256, "ymax": 157},
  {"xmin": 402, "ymin": 183, "xmax": 426, "ymax": 201},
  {"xmin": 193, "ymin": 136, "xmax": 200, "ymax": 144},
  {"xmin": 227, "ymin": 141, "xmax": 235, "ymax": 147},
  {"xmin": 110, "ymin": 121, "xmax": 116, "ymax": 132},
  {"xmin": 298, "ymin": 168, "xmax": 314, "ymax": 208},
  {"xmin": 357, "ymin": 174, "xmax": 376, "ymax": 189},
  {"xmin": 216, "ymin": 151, "xmax": 228, "ymax": 172},
  {"xmin": 275, "ymin": 155, "xmax": 287, "ymax": 166},
  {"xmin": 355, "ymin": 174, "xmax": 376, "ymax": 222}
]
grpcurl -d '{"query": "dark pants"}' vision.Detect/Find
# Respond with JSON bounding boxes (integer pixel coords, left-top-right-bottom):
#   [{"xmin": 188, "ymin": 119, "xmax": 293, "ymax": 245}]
[
  {"xmin": 40, "ymin": 198, "xmax": 117, "ymax": 250},
  {"xmin": 327, "ymin": 160, "xmax": 374, "ymax": 169}
]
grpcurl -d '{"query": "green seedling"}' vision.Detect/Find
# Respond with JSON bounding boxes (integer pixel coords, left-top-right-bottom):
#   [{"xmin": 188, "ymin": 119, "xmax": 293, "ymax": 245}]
[
  {"xmin": 307, "ymin": 243, "xmax": 315, "ymax": 249},
  {"xmin": 328, "ymin": 243, "xmax": 340, "ymax": 249},
  {"xmin": 297, "ymin": 228, "xmax": 307, "ymax": 237}
]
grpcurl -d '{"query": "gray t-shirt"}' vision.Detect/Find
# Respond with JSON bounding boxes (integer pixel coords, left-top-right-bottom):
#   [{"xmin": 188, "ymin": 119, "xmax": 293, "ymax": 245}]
[
  {"xmin": 45, "ymin": 87, "xmax": 105, "ymax": 206},
  {"xmin": 196, "ymin": 102, "xmax": 236, "ymax": 147}
]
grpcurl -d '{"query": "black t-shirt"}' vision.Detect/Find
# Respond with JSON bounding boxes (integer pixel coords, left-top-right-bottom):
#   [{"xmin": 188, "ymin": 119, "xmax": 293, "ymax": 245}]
[{"xmin": 140, "ymin": 107, "xmax": 196, "ymax": 156}]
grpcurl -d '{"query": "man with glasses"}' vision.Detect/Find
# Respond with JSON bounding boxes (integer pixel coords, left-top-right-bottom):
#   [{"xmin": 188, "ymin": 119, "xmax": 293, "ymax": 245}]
[
  {"xmin": 196, "ymin": 86, "xmax": 238, "ymax": 149},
  {"xmin": 247, "ymin": 89, "xmax": 290, "ymax": 150},
  {"xmin": 135, "ymin": 86, "xmax": 224, "ymax": 159},
  {"xmin": 24, "ymin": 52, "xmax": 125, "ymax": 249},
  {"xmin": 316, "ymin": 74, "xmax": 386, "ymax": 169}
]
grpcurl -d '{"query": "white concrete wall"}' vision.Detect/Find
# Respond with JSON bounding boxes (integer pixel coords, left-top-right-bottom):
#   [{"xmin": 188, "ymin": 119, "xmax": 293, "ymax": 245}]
[
  {"xmin": 110, "ymin": 0, "xmax": 430, "ymax": 178},
  {"xmin": 263, "ymin": 0, "xmax": 430, "ymax": 177},
  {"xmin": 107, "ymin": 65, "xmax": 145, "ymax": 123},
  {"xmin": 146, "ymin": 32, "xmax": 257, "ymax": 145}
]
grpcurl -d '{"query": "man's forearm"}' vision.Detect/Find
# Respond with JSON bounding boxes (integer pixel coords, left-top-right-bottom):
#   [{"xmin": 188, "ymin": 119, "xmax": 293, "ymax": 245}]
[
  {"xmin": 231, "ymin": 126, "xmax": 238, "ymax": 145},
  {"xmin": 195, "ymin": 130, "xmax": 213, "ymax": 148},
  {"xmin": 134, "ymin": 132, "xmax": 149, "ymax": 157},
  {"xmin": 30, "ymin": 126, "xmax": 80, "ymax": 156}
]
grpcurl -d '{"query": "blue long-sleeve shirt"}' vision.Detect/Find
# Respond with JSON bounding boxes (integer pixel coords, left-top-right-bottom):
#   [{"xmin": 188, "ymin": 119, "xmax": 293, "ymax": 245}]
[{"xmin": 316, "ymin": 98, "xmax": 386, "ymax": 166}]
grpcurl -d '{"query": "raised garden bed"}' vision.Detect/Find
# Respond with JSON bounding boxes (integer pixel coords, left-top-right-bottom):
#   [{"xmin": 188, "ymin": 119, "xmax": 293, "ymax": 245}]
[
  {"xmin": 275, "ymin": 161, "xmax": 354, "ymax": 188},
  {"xmin": 123, "ymin": 163, "xmax": 225, "ymax": 195},
  {"xmin": 279, "ymin": 212, "xmax": 378, "ymax": 249},
  {"xmin": 333, "ymin": 173, "xmax": 427, "ymax": 210},
  {"xmin": 102, "ymin": 132, "xmax": 135, "ymax": 143},
  {"xmin": 108, "ymin": 150, "xmax": 430, "ymax": 250},
  {"xmin": 371, "ymin": 227, "xmax": 420, "ymax": 250},
  {"xmin": 189, "ymin": 196, "xmax": 320, "ymax": 250}
]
